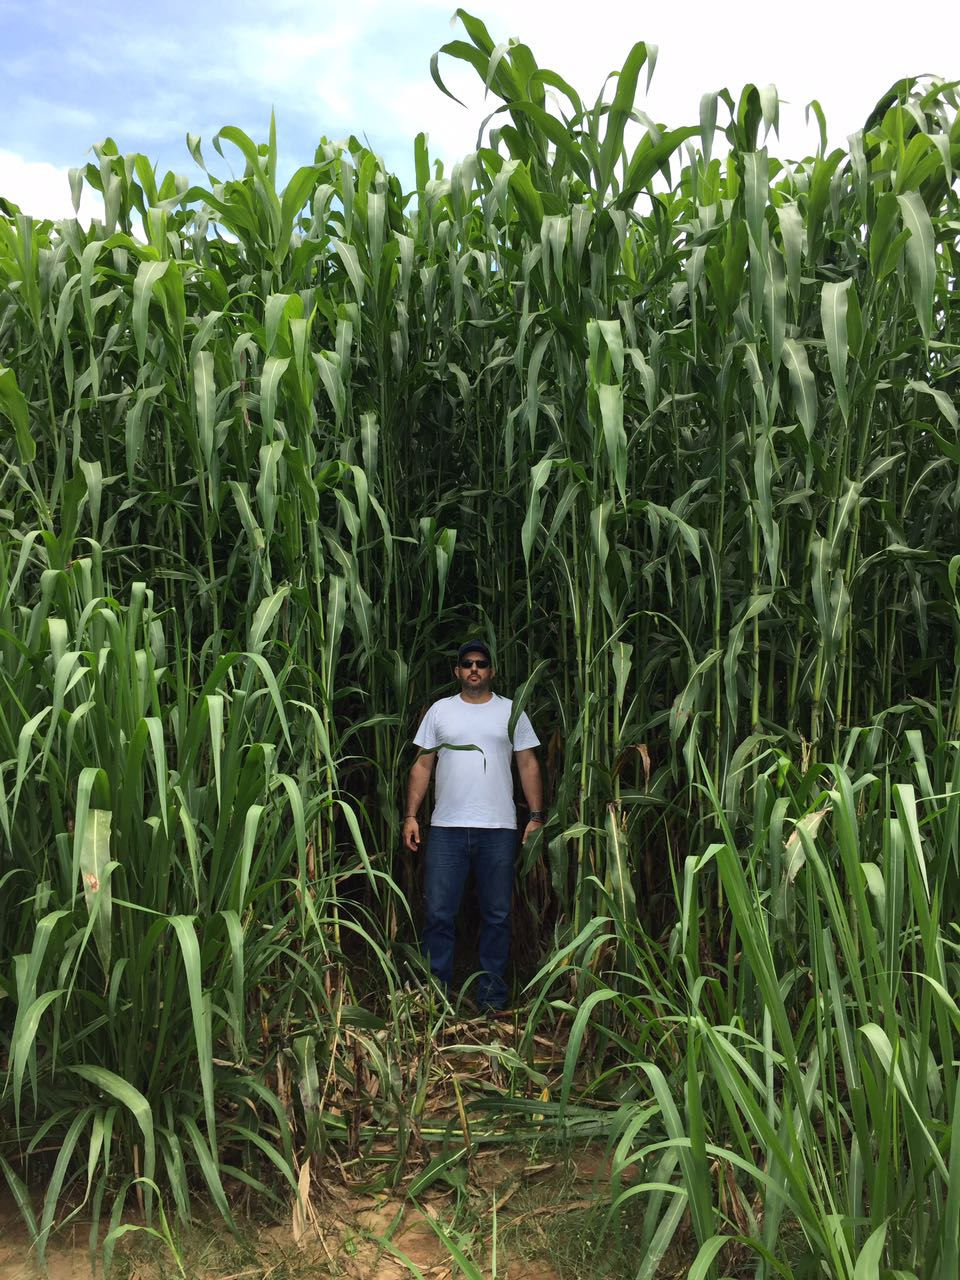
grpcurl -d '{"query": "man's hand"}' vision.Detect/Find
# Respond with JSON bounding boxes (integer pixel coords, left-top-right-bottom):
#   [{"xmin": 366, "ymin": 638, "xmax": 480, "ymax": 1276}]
[
  {"xmin": 404, "ymin": 752, "xmax": 434, "ymax": 851},
  {"xmin": 515, "ymin": 750, "xmax": 544, "ymax": 845}
]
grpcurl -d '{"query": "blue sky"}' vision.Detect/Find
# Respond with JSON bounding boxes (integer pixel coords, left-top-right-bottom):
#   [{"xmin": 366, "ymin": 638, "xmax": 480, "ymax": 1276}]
[
  {"xmin": 4, "ymin": 0, "xmax": 464, "ymax": 185},
  {"xmin": 3, "ymin": 0, "xmax": 957, "ymax": 219}
]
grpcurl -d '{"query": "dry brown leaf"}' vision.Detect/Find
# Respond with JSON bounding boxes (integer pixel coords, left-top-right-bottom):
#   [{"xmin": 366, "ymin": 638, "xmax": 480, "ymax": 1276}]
[{"xmin": 291, "ymin": 1158, "xmax": 311, "ymax": 1245}]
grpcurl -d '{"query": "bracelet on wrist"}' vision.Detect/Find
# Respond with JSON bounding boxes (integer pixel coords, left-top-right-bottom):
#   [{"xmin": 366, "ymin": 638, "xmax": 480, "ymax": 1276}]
[{"xmin": 529, "ymin": 810, "xmax": 546, "ymax": 823}]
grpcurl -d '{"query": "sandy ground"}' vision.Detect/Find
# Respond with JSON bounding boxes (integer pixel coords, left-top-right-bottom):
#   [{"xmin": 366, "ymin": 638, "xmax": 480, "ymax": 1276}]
[{"xmin": 0, "ymin": 1161, "xmax": 566, "ymax": 1279}]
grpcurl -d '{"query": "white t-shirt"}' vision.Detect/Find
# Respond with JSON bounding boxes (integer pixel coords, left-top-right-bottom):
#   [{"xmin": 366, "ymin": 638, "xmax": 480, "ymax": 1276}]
[{"xmin": 413, "ymin": 693, "xmax": 540, "ymax": 828}]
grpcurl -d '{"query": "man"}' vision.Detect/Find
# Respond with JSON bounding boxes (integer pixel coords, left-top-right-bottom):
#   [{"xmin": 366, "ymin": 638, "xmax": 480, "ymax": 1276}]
[{"xmin": 403, "ymin": 640, "xmax": 545, "ymax": 1010}]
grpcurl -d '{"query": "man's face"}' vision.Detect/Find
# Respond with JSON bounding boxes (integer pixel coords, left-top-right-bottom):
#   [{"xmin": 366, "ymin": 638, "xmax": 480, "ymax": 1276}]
[{"xmin": 455, "ymin": 650, "xmax": 494, "ymax": 694}]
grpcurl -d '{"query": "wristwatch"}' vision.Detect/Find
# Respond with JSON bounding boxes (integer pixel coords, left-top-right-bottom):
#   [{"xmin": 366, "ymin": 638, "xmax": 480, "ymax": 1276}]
[{"xmin": 528, "ymin": 810, "xmax": 546, "ymax": 823}]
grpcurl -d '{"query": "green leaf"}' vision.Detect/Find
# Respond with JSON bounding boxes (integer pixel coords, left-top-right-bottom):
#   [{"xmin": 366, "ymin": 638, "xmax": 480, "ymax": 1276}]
[
  {"xmin": 599, "ymin": 42, "xmax": 656, "ymax": 193},
  {"xmin": 598, "ymin": 383, "xmax": 627, "ymax": 505},
  {"xmin": 248, "ymin": 585, "xmax": 290, "ymax": 654},
  {"xmin": 0, "ymin": 366, "xmax": 34, "ymax": 464},
  {"xmin": 69, "ymin": 1066, "xmax": 156, "ymax": 1194},
  {"xmin": 777, "ymin": 203, "xmax": 803, "ymax": 306},
  {"xmin": 132, "ymin": 259, "xmax": 170, "ymax": 362},
  {"xmin": 521, "ymin": 457, "xmax": 553, "ymax": 571},
  {"xmin": 260, "ymin": 355, "xmax": 290, "ymax": 435},
  {"xmin": 743, "ymin": 149, "xmax": 769, "ymax": 249},
  {"xmin": 897, "ymin": 191, "xmax": 936, "ymax": 339},
  {"xmin": 78, "ymin": 808, "xmax": 113, "ymax": 970},
  {"xmin": 852, "ymin": 1223, "xmax": 888, "ymax": 1280},
  {"xmin": 0, "ymin": 1155, "xmax": 39, "ymax": 1241},
  {"xmin": 782, "ymin": 338, "xmax": 817, "ymax": 440},
  {"xmin": 508, "ymin": 659, "xmax": 549, "ymax": 744},
  {"xmin": 407, "ymin": 1149, "xmax": 467, "ymax": 1197},
  {"xmin": 167, "ymin": 916, "xmax": 217, "ymax": 1150},
  {"xmin": 821, "ymin": 279, "xmax": 853, "ymax": 422},
  {"xmin": 699, "ymin": 93, "xmax": 718, "ymax": 163},
  {"xmin": 334, "ymin": 240, "xmax": 365, "ymax": 302},
  {"xmin": 604, "ymin": 802, "xmax": 635, "ymax": 923}
]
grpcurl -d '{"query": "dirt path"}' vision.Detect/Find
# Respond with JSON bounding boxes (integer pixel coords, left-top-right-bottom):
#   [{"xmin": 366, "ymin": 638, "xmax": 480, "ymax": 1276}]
[
  {"xmin": 0, "ymin": 1176, "xmax": 564, "ymax": 1279},
  {"xmin": 0, "ymin": 1203, "xmax": 91, "ymax": 1280}
]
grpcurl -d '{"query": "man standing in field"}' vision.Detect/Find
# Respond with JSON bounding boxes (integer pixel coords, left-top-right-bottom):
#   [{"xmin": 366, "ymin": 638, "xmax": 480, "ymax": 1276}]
[{"xmin": 403, "ymin": 641, "xmax": 545, "ymax": 1011}]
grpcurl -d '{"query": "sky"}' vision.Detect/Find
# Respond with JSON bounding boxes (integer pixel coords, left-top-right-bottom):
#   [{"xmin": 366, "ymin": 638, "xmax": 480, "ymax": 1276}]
[{"xmin": 2, "ymin": 0, "xmax": 957, "ymax": 221}]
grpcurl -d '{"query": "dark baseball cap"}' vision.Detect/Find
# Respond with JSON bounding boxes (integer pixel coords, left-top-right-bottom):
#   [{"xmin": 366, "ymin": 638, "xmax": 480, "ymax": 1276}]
[{"xmin": 456, "ymin": 639, "xmax": 492, "ymax": 665}]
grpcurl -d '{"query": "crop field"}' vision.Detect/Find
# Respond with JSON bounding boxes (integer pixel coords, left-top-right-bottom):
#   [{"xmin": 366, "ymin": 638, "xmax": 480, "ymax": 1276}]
[{"xmin": 1, "ymin": 10, "xmax": 959, "ymax": 1278}]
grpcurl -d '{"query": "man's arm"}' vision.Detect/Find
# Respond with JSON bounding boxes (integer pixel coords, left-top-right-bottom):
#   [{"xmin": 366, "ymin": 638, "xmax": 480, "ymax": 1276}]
[
  {"xmin": 403, "ymin": 751, "xmax": 435, "ymax": 851},
  {"xmin": 515, "ymin": 747, "xmax": 544, "ymax": 845}
]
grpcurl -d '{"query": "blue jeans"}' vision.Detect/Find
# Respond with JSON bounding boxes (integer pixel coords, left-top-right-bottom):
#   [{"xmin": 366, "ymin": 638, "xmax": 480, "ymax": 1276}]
[{"xmin": 423, "ymin": 826, "xmax": 517, "ymax": 1009}]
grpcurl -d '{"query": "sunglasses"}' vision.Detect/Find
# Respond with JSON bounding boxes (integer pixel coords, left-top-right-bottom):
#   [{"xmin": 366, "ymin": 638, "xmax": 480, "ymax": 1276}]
[{"xmin": 459, "ymin": 659, "xmax": 491, "ymax": 670}]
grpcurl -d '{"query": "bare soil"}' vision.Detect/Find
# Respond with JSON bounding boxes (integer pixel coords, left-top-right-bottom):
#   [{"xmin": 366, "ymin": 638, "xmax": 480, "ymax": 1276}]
[{"xmin": 0, "ymin": 1153, "xmax": 571, "ymax": 1279}]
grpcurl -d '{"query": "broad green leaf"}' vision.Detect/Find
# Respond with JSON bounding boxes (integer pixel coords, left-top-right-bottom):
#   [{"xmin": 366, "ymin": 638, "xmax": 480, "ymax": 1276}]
[
  {"xmin": 131, "ymin": 259, "xmax": 170, "ymax": 362},
  {"xmin": 333, "ymin": 240, "xmax": 365, "ymax": 302},
  {"xmin": 852, "ymin": 1222, "xmax": 887, "ymax": 1280},
  {"xmin": 743, "ymin": 149, "xmax": 769, "ymax": 249},
  {"xmin": 249, "ymin": 585, "xmax": 290, "ymax": 654},
  {"xmin": 699, "ymin": 92, "xmax": 718, "ymax": 163},
  {"xmin": 408, "ymin": 1149, "xmax": 467, "ymax": 1197},
  {"xmin": 598, "ymin": 383, "xmax": 627, "ymax": 504},
  {"xmin": 167, "ymin": 916, "xmax": 216, "ymax": 1149},
  {"xmin": 604, "ymin": 803, "xmax": 635, "ymax": 923},
  {"xmin": 897, "ymin": 191, "xmax": 936, "ymax": 339},
  {"xmin": 69, "ymin": 1066, "xmax": 156, "ymax": 1191},
  {"xmin": 0, "ymin": 366, "xmax": 34, "ymax": 464},
  {"xmin": 521, "ymin": 457, "xmax": 553, "ymax": 571},
  {"xmin": 260, "ymin": 355, "xmax": 290, "ymax": 434},
  {"xmin": 782, "ymin": 338, "xmax": 817, "ymax": 439},
  {"xmin": 193, "ymin": 349, "xmax": 216, "ymax": 465},
  {"xmin": 508, "ymin": 658, "xmax": 550, "ymax": 745},
  {"xmin": 78, "ymin": 808, "xmax": 113, "ymax": 970},
  {"xmin": 821, "ymin": 279, "xmax": 853, "ymax": 422}
]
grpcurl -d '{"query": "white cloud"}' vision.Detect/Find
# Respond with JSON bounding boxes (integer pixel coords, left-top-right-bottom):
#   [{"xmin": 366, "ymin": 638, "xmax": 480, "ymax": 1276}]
[
  {"xmin": 228, "ymin": 21, "xmax": 362, "ymax": 109},
  {"xmin": 15, "ymin": 97, "xmax": 99, "ymax": 132},
  {"xmin": 381, "ymin": 77, "xmax": 486, "ymax": 169},
  {"xmin": 0, "ymin": 150, "xmax": 103, "ymax": 223}
]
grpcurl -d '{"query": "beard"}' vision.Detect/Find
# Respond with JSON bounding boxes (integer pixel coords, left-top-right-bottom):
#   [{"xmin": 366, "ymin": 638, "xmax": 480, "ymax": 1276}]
[{"xmin": 460, "ymin": 674, "xmax": 492, "ymax": 696}]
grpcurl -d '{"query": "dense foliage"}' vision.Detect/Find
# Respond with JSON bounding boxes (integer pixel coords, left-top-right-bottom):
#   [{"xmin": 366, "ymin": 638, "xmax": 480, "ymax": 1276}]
[{"xmin": 1, "ymin": 12, "xmax": 959, "ymax": 1277}]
